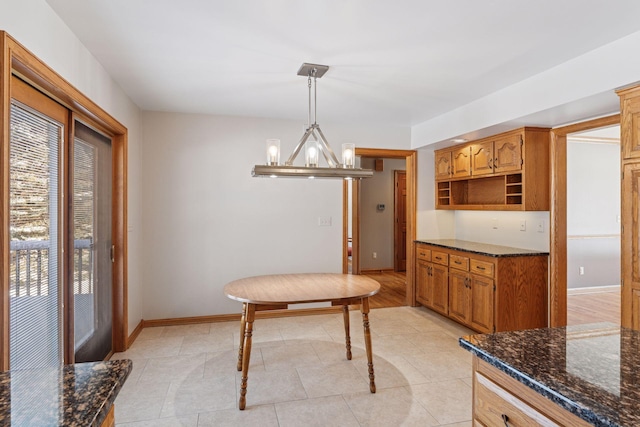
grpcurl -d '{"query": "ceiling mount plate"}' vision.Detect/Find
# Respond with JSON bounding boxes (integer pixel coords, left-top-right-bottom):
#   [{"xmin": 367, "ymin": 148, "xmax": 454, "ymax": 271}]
[{"xmin": 297, "ymin": 63, "xmax": 329, "ymax": 78}]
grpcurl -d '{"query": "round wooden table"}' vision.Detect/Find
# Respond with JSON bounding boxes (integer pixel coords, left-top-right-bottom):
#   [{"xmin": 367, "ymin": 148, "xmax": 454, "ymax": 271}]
[{"xmin": 224, "ymin": 273, "xmax": 380, "ymax": 410}]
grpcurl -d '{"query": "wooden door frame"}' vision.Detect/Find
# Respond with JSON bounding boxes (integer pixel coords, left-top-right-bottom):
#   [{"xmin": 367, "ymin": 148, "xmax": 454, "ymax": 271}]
[
  {"xmin": 394, "ymin": 170, "xmax": 407, "ymax": 272},
  {"xmin": 342, "ymin": 148, "xmax": 417, "ymax": 306},
  {"xmin": 549, "ymin": 114, "xmax": 619, "ymax": 327},
  {"xmin": 0, "ymin": 32, "xmax": 128, "ymax": 369}
]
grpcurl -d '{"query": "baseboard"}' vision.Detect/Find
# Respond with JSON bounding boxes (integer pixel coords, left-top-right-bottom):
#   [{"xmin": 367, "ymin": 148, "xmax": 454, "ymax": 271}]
[
  {"xmin": 126, "ymin": 319, "xmax": 144, "ymax": 349},
  {"xmin": 567, "ymin": 285, "xmax": 621, "ymax": 295},
  {"xmin": 360, "ymin": 268, "xmax": 395, "ymax": 274},
  {"xmin": 141, "ymin": 306, "xmax": 344, "ymax": 329}
]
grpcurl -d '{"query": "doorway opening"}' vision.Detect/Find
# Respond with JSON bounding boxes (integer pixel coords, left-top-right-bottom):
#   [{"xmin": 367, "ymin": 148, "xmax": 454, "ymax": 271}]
[
  {"xmin": 342, "ymin": 148, "xmax": 417, "ymax": 308},
  {"xmin": 565, "ymin": 125, "xmax": 621, "ymax": 325},
  {"xmin": 549, "ymin": 114, "xmax": 620, "ymax": 327}
]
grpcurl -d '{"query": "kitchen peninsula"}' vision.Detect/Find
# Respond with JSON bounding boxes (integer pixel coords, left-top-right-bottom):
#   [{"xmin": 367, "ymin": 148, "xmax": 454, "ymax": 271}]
[
  {"xmin": 0, "ymin": 359, "xmax": 131, "ymax": 426},
  {"xmin": 414, "ymin": 239, "xmax": 548, "ymax": 333},
  {"xmin": 460, "ymin": 324, "xmax": 640, "ymax": 426}
]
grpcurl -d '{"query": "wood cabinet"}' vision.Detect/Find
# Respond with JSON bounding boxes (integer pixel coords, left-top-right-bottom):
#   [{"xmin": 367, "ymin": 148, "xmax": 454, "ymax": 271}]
[
  {"xmin": 622, "ymin": 162, "xmax": 640, "ymax": 328},
  {"xmin": 435, "ymin": 149, "xmax": 452, "ymax": 180},
  {"xmin": 619, "ymin": 85, "xmax": 640, "ymax": 160},
  {"xmin": 451, "ymin": 146, "xmax": 471, "ymax": 178},
  {"xmin": 435, "ymin": 127, "xmax": 549, "ymax": 211},
  {"xmin": 415, "ymin": 247, "xmax": 448, "ymax": 316},
  {"xmin": 619, "ymin": 84, "xmax": 640, "ymax": 329},
  {"xmin": 415, "ymin": 242, "xmax": 547, "ymax": 333},
  {"xmin": 473, "ymin": 357, "xmax": 590, "ymax": 426}
]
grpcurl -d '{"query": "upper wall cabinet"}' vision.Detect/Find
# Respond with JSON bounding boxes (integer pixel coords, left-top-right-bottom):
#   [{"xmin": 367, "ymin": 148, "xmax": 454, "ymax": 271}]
[
  {"xmin": 619, "ymin": 86, "xmax": 640, "ymax": 160},
  {"xmin": 435, "ymin": 150, "xmax": 452, "ymax": 180},
  {"xmin": 451, "ymin": 146, "xmax": 472, "ymax": 178},
  {"xmin": 435, "ymin": 127, "xmax": 550, "ymax": 211}
]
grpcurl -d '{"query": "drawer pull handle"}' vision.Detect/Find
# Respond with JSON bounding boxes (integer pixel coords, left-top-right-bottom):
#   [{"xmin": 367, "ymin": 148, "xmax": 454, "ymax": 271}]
[
  {"xmin": 435, "ymin": 256, "xmax": 442, "ymax": 260},
  {"xmin": 476, "ymin": 266, "xmax": 486, "ymax": 270},
  {"xmin": 502, "ymin": 414, "xmax": 511, "ymax": 427},
  {"xmin": 454, "ymin": 260, "xmax": 461, "ymax": 264}
]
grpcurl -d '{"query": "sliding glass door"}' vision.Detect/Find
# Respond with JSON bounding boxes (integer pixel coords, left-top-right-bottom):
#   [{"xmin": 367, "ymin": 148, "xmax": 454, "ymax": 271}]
[
  {"xmin": 8, "ymin": 76, "xmax": 114, "ymax": 368},
  {"xmin": 9, "ymin": 78, "xmax": 67, "ymax": 370}
]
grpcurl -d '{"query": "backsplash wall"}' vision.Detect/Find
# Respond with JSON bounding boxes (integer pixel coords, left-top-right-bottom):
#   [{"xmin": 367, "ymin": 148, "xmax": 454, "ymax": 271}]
[{"xmin": 454, "ymin": 210, "xmax": 550, "ymax": 251}]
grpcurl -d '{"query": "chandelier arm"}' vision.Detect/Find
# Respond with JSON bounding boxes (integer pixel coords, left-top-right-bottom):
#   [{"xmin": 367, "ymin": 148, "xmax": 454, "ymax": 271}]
[
  {"xmin": 308, "ymin": 75, "xmax": 312, "ymax": 129},
  {"xmin": 313, "ymin": 74, "xmax": 318, "ymax": 125},
  {"xmin": 313, "ymin": 125, "xmax": 340, "ymax": 167},
  {"xmin": 285, "ymin": 127, "xmax": 315, "ymax": 165}
]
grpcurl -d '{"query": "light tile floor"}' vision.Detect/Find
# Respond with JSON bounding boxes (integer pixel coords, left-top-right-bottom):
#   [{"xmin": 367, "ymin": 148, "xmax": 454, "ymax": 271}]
[{"xmin": 112, "ymin": 306, "xmax": 475, "ymax": 426}]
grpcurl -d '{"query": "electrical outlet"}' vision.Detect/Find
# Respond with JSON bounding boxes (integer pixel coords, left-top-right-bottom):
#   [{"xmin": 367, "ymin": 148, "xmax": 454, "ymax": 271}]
[
  {"xmin": 372, "ymin": 252, "xmax": 377, "ymax": 259},
  {"xmin": 579, "ymin": 266, "xmax": 585, "ymax": 275},
  {"xmin": 520, "ymin": 220, "xmax": 526, "ymax": 231},
  {"xmin": 537, "ymin": 220, "xmax": 544, "ymax": 233},
  {"xmin": 318, "ymin": 216, "xmax": 332, "ymax": 226}
]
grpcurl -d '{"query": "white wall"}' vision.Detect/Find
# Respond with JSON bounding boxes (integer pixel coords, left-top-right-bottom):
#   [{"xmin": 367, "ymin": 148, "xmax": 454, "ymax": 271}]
[
  {"xmin": 416, "ymin": 148, "xmax": 455, "ymax": 239},
  {"xmin": 360, "ymin": 158, "xmax": 406, "ymax": 270},
  {"xmin": 140, "ymin": 112, "xmax": 410, "ymax": 319},
  {"xmin": 567, "ymin": 139, "xmax": 621, "ymax": 288},
  {"xmin": 1, "ymin": 0, "xmax": 144, "ymax": 335},
  {"xmin": 454, "ymin": 211, "xmax": 550, "ymax": 251}
]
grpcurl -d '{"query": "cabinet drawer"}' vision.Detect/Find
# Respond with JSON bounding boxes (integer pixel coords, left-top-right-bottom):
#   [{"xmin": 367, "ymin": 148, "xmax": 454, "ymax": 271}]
[
  {"xmin": 432, "ymin": 251, "xmax": 449, "ymax": 266},
  {"xmin": 474, "ymin": 372, "xmax": 559, "ymax": 427},
  {"xmin": 416, "ymin": 245, "xmax": 431, "ymax": 261},
  {"xmin": 471, "ymin": 259, "xmax": 494, "ymax": 277},
  {"xmin": 450, "ymin": 254, "xmax": 469, "ymax": 271}
]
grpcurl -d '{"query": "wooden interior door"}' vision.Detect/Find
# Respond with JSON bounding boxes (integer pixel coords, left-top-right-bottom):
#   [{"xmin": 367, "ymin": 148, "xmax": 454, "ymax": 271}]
[{"xmin": 394, "ymin": 171, "xmax": 407, "ymax": 272}]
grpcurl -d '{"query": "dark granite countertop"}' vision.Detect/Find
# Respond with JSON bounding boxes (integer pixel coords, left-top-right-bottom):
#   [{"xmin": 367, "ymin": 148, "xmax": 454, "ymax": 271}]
[
  {"xmin": 0, "ymin": 359, "xmax": 132, "ymax": 426},
  {"xmin": 460, "ymin": 323, "xmax": 640, "ymax": 426},
  {"xmin": 414, "ymin": 238, "xmax": 549, "ymax": 257}
]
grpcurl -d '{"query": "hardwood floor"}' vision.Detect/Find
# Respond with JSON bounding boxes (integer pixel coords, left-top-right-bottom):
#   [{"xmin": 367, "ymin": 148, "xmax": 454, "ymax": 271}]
[
  {"xmin": 364, "ymin": 271, "xmax": 407, "ymax": 309},
  {"xmin": 567, "ymin": 288, "xmax": 620, "ymax": 326}
]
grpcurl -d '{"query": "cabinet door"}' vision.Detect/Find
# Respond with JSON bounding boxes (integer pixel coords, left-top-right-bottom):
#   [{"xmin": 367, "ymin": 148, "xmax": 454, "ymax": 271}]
[
  {"xmin": 621, "ymin": 91, "xmax": 640, "ymax": 160},
  {"xmin": 494, "ymin": 134, "xmax": 522, "ymax": 173},
  {"xmin": 435, "ymin": 150, "xmax": 452, "ymax": 180},
  {"xmin": 416, "ymin": 260, "xmax": 431, "ymax": 307},
  {"xmin": 448, "ymin": 269, "xmax": 469, "ymax": 324},
  {"xmin": 451, "ymin": 146, "xmax": 471, "ymax": 178},
  {"xmin": 470, "ymin": 141, "xmax": 494, "ymax": 176},
  {"xmin": 470, "ymin": 274, "xmax": 494, "ymax": 333},
  {"xmin": 622, "ymin": 163, "xmax": 640, "ymax": 328},
  {"xmin": 431, "ymin": 264, "xmax": 449, "ymax": 315}
]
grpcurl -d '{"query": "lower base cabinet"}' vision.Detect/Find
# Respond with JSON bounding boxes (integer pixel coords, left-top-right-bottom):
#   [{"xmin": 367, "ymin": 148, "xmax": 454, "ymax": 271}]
[
  {"xmin": 473, "ymin": 357, "xmax": 590, "ymax": 426},
  {"xmin": 415, "ymin": 243, "xmax": 547, "ymax": 333}
]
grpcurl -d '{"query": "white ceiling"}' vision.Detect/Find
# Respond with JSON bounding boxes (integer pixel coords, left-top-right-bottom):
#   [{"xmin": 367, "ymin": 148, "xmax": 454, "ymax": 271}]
[{"xmin": 46, "ymin": 0, "xmax": 640, "ymax": 128}]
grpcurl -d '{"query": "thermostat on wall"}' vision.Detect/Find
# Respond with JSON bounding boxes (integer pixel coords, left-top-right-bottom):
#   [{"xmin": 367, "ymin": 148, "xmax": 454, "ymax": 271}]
[{"xmin": 377, "ymin": 204, "xmax": 385, "ymax": 211}]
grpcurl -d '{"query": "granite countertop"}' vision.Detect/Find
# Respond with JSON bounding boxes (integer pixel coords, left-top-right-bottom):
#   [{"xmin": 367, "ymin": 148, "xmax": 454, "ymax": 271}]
[
  {"xmin": 460, "ymin": 323, "xmax": 640, "ymax": 426},
  {"xmin": 0, "ymin": 359, "xmax": 132, "ymax": 426},
  {"xmin": 415, "ymin": 238, "xmax": 549, "ymax": 257}
]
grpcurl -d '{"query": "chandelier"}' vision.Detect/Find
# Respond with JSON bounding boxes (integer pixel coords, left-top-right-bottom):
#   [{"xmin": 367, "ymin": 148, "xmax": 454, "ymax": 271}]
[{"xmin": 252, "ymin": 63, "xmax": 373, "ymax": 179}]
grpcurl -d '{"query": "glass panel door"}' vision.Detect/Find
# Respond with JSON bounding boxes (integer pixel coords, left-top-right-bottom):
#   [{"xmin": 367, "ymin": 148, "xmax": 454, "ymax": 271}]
[{"xmin": 9, "ymin": 99, "xmax": 64, "ymax": 370}]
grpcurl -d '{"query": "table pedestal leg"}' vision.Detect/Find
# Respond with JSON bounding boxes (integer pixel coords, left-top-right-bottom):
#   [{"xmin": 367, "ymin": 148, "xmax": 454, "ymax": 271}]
[
  {"xmin": 342, "ymin": 305, "xmax": 352, "ymax": 360},
  {"xmin": 361, "ymin": 297, "xmax": 376, "ymax": 393},
  {"xmin": 237, "ymin": 303, "xmax": 247, "ymax": 371},
  {"xmin": 239, "ymin": 303, "xmax": 256, "ymax": 410}
]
